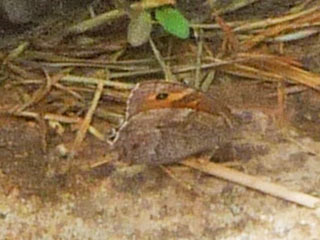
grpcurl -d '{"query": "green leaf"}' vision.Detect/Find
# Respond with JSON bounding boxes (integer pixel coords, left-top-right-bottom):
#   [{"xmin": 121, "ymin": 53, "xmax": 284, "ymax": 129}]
[
  {"xmin": 127, "ymin": 11, "xmax": 152, "ymax": 47},
  {"xmin": 155, "ymin": 7, "xmax": 190, "ymax": 39}
]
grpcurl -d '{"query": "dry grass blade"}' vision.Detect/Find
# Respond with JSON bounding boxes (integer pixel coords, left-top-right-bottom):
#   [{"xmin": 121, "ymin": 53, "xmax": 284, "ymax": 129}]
[
  {"xmin": 44, "ymin": 113, "xmax": 82, "ymax": 123},
  {"xmin": 70, "ymin": 73, "xmax": 106, "ymax": 157},
  {"xmin": 220, "ymin": 63, "xmax": 284, "ymax": 82},
  {"xmin": 149, "ymin": 38, "xmax": 175, "ymax": 82},
  {"xmin": 237, "ymin": 53, "xmax": 320, "ymax": 89},
  {"xmin": 241, "ymin": 6, "xmax": 320, "ymax": 50},
  {"xmin": 182, "ymin": 158, "xmax": 320, "ymax": 208},
  {"xmin": 214, "ymin": 0, "xmax": 262, "ymax": 15},
  {"xmin": 61, "ymin": 75, "xmax": 135, "ymax": 89},
  {"xmin": 7, "ymin": 110, "xmax": 107, "ymax": 144},
  {"xmin": 160, "ymin": 165, "xmax": 194, "ymax": 192},
  {"xmin": 269, "ymin": 28, "xmax": 320, "ymax": 42},
  {"xmin": 7, "ymin": 62, "xmax": 42, "ymax": 79},
  {"xmin": 194, "ymin": 29, "xmax": 203, "ymax": 89},
  {"xmin": 234, "ymin": 4, "xmax": 320, "ymax": 32},
  {"xmin": 68, "ymin": 0, "xmax": 175, "ymax": 34},
  {"xmin": 13, "ymin": 69, "xmax": 62, "ymax": 112},
  {"xmin": 53, "ymin": 82, "xmax": 84, "ymax": 101},
  {"xmin": 217, "ymin": 53, "xmax": 320, "ymax": 89},
  {"xmin": 6, "ymin": 42, "xmax": 29, "ymax": 61},
  {"xmin": 215, "ymin": 15, "xmax": 239, "ymax": 53},
  {"xmin": 67, "ymin": 8, "xmax": 125, "ymax": 35}
]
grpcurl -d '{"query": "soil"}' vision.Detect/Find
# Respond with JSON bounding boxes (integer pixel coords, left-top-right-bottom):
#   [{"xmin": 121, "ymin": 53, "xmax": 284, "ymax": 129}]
[{"xmin": 1, "ymin": 0, "xmax": 320, "ymax": 239}]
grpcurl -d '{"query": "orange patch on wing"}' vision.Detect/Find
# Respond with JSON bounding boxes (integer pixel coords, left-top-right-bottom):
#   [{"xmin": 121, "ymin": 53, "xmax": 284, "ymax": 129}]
[{"xmin": 142, "ymin": 90, "xmax": 200, "ymax": 111}]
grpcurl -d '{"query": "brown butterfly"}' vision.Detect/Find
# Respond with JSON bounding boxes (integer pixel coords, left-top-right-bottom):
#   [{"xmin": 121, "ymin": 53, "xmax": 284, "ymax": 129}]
[{"xmin": 111, "ymin": 80, "xmax": 236, "ymax": 165}]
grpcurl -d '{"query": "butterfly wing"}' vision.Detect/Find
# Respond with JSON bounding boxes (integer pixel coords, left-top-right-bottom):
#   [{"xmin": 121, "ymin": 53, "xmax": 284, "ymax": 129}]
[{"xmin": 112, "ymin": 108, "xmax": 228, "ymax": 165}]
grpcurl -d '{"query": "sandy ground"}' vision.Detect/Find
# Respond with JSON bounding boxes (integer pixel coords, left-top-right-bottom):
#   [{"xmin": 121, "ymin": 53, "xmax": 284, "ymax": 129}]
[{"xmin": 1, "ymin": 84, "xmax": 320, "ymax": 239}]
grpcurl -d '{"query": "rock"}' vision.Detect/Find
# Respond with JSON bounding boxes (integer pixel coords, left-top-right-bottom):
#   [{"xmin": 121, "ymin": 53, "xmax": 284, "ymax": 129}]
[{"xmin": 0, "ymin": 0, "xmax": 92, "ymax": 24}]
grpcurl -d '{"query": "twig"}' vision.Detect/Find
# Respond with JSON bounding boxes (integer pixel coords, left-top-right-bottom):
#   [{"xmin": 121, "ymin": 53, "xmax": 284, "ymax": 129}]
[{"xmin": 182, "ymin": 158, "xmax": 320, "ymax": 208}]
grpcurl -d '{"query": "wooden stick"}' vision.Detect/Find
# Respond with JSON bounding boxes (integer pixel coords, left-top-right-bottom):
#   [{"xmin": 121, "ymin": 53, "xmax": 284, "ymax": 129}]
[{"xmin": 182, "ymin": 158, "xmax": 320, "ymax": 208}]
